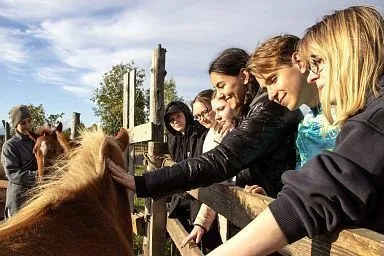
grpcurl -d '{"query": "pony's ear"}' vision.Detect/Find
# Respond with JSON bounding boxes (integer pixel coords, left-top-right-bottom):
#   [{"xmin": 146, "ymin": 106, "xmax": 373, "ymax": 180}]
[
  {"xmin": 55, "ymin": 122, "xmax": 63, "ymax": 133},
  {"xmin": 114, "ymin": 128, "xmax": 129, "ymax": 151},
  {"xmin": 41, "ymin": 130, "xmax": 50, "ymax": 137}
]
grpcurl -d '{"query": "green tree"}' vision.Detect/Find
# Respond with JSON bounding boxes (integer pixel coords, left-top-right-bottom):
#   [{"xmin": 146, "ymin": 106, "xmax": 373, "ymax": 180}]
[
  {"xmin": 7, "ymin": 104, "xmax": 64, "ymax": 132},
  {"xmin": 91, "ymin": 62, "xmax": 146, "ymax": 135},
  {"xmin": 45, "ymin": 113, "xmax": 65, "ymax": 128},
  {"xmin": 164, "ymin": 78, "xmax": 183, "ymax": 106},
  {"xmin": 27, "ymin": 104, "xmax": 45, "ymax": 129}
]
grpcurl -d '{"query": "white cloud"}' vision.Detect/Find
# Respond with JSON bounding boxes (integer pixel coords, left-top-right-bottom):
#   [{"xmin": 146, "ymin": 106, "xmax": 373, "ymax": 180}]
[
  {"xmin": 8, "ymin": 77, "xmax": 24, "ymax": 83},
  {"xmin": 34, "ymin": 66, "xmax": 77, "ymax": 85},
  {"xmin": 61, "ymin": 85, "xmax": 93, "ymax": 97},
  {"xmin": 0, "ymin": 0, "xmax": 132, "ymax": 21},
  {"xmin": 2, "ymin": 0, "xmax": 383, "ymax": 102},
  {"xmin": 0, "ymin": 28, "xmax": 28, "ymax": 64}
]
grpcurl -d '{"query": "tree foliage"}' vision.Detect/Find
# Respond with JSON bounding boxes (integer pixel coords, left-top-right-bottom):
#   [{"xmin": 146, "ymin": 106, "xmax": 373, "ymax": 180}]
[
  {"xmin": 27, "ymin": 104, "xmax": 46, "ymax": 129},
  {"xmin": 26, "ymin": 104, "xmax": 65, "ymax": 130},
  {"xmin": 45, "ymin": 113, "xmax": 65, "ymax": 128},
  {"xmin": 164, "ymin": 78, "xmax": 183, "ymax": 106},
  {"xmin": 91, "ymin": 62, "xmax": 146, "ymax": 135}
]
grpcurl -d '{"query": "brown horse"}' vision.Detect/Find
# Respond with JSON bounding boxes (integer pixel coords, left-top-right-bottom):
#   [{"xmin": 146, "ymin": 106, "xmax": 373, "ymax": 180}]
[
  {"xmin": 26, "ymin": 122, "xmax": 72, "ymax": 178},
  {"xmin": 0, "ymin": 128, "xmax": 134, "ymax": 255}
]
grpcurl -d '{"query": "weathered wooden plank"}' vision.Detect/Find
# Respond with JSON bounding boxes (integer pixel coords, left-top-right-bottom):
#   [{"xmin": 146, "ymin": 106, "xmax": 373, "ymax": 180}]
[
  {"xmin": 131, "ymin": 212, "xmax": 145, "ymax": 236},
  {"xmin": 147, "ymin": 142, "xmax": 167, "ymax": 256},
  {"xmin": 188, "ymin": 184, "xmax": 384, "ymax": 256},
  {"xmin": 166, "ymin": 218, "xmax": 204, "ymax": 256},
  {"xmin": 128, "ymin": 123, "xmax": 160, "ymax": 144},
  {"xmin": 70, "ymin": 112, "xmax": 80, "ymax": 140},
  {"xmin": 0, "ymin": 180, "xmax": 8, "ymax": 189},
  {"xmin": 0, "ymin": 180, "xmax": 8, "ymax": 220},
  {"xmin": 0, "ymin": 180, "xmax": 7, "ymax": 203},
  {"xmin": 146, "ymin": 44, "xmax": 166, "ymax": 256},
  {"xmin": 127, "ymin": 69, "xmax": 136, "ymax": 213}
]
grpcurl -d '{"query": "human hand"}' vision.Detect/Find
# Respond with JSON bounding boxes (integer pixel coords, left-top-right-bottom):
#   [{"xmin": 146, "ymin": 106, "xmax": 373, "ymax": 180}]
[
  {"xmin": 214, "ymin": 122, "xmax": 234, "ymax": 137},
  {"xmin": 106, "ymin": 158, "xmax": 136, "ymax": 191},
  {"xmin": 180, "ymin": 225, "xmax": 206, "ymax": 248},
  {"xmin": 244, "ymin": 185, "xmax": 266, "ymax": 195}
]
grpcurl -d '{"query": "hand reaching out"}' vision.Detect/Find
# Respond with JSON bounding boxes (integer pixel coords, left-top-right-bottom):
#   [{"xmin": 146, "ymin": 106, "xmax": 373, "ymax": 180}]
[{"xmin": 106, "ymin": 158, "xmax": 136, "ymax": 191}]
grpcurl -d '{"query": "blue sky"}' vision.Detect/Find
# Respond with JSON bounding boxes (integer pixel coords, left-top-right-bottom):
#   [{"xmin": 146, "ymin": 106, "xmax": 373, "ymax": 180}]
[{"xmin": 0, "ymin": 0, "xmax": 383, "ymax": 130}]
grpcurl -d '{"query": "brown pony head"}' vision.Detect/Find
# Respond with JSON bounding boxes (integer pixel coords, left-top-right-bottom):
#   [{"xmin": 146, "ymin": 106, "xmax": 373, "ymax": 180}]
[
  {"xmin": 0, "ymin": 127, "xmax": 133, "ymax": 255},
  {"xmin": 27, "ymin": 122, "xmax": 71, "ymax": 178}
]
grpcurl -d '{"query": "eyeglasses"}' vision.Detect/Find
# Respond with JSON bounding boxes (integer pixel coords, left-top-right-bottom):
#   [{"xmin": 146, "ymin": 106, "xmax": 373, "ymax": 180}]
[
  {"xmin": 193, "ymin": 108, "xmax": 212, "ymax": 121},
  {"xmin": 308, "ymin": 56, "xmax": 324, "ymax": 75}
]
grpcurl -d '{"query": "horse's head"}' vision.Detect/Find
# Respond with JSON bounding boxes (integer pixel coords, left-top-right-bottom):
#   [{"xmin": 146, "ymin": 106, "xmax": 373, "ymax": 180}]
[
  {"xmin": 0, "ymin": 127, "xmax": 134, "ymax": 255},
  {"xmin": 29, "ymin": 122, "xmax": 71, "ymax": 178}
]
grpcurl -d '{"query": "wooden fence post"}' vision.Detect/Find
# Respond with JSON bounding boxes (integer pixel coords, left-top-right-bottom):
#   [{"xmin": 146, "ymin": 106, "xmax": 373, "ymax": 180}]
[
  {"xmin": 144, "ymin": 44, "xmax": 167, "ymax": 256},
  {"xmin": 123, "ymin": 69, "xmax": 137, "ymax": 213},
  {"xmin": 1, "ymin": 121, "xmax": 10, "ymax": 141},
  {"xmin": 70, "ymin": 112, "xmax": 80, "ymax": 140}
]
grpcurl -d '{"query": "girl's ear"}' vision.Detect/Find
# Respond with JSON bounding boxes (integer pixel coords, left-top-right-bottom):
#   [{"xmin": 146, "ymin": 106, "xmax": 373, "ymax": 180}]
[
  {"xmin": 292, "ymin": 52, "xmax": 307, "ymax": 74},
  {"xmin": 240, "ymin": 68, "xmax": 250, "ymax": 85}
]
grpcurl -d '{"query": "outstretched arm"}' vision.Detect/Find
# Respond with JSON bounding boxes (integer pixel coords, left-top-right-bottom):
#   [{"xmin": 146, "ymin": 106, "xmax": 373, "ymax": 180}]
[{"xmin": 208, "ymin": 208, "xmax": 287, "ymax": 256}]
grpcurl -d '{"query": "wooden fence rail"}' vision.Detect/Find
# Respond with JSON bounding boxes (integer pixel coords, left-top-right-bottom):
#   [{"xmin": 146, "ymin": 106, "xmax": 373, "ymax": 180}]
[{"xmin": 185, "ymin": 184, "xmax": 384, "ymax": 256}]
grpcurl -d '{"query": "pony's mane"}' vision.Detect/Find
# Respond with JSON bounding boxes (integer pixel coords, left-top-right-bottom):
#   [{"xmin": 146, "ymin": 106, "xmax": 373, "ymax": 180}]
[{"xmin": 0, "ymin": 128, "xmax": 119, "ymax": 231}]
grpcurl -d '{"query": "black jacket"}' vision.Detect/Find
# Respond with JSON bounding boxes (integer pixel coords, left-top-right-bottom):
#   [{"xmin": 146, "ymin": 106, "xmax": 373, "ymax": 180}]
[
  {"xmin": 165, "ymin": 101, "xmax": 207, "ymax": 162},
  {"xmin": 1, "ymin": 131, "xmax": 37, "ymax": 217},
  {"xmin": 269, "ymin": 93, "xmax": 384, "ymax": 243},
  {"xmin": 136, "ymin": 91, "xmax": 303, "ymax": 199},
  {"xmin": 164, "ymin": 101, "xmax": 208, "ymax": 222}
]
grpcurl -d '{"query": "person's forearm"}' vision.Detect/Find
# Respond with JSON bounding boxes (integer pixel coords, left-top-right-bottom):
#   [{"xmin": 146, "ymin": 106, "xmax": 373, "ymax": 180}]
[{"xmin": 207, "ymin": 208, "xmax": 287, "ymax": 256}]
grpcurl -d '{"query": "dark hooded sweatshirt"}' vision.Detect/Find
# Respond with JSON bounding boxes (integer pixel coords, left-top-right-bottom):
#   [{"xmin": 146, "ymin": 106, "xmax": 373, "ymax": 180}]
[{"xmin": 164, "ymin": 101, "xmax": 208, "ymax": 225}]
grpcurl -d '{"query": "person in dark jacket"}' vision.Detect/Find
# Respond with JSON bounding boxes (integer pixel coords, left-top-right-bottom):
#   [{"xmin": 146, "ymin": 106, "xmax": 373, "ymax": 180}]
[
  {"xmin": 165, "ymin": 101, "xmax": 207, "ymax": 163},
  {"xmin": 108, "ymin": 48, "xmax": 303, "ymax": 199},
  {"xmin": 199, "ymin": 6, "xmax": 384, "ymax": 255},
  {"xmin": 163, "ymin": 101, "xmax": 208, "ymax": 234},
  {"xmin": 1, "ymin": 105, "xmax": 37, "ymax": 218}
]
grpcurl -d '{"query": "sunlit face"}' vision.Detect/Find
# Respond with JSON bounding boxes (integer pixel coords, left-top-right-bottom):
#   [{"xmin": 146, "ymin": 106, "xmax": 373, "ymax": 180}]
[
  {"xmin": 210, "ymin": 72, "xmax": 246, "ymax": 111},
  {"xmin": 307, "ymin": 56, "xmax": 327, "ymax": 94},
  {"xmin": 211, "ymin": 97, "xmax": 235, "ymax": 126},
  {"xmin": 16, "ymin": 117, "xmax": 32, "ymax": 135},
  {"xmin": 256, "ymin": 65, "xmax": 318, "ymax": 110},
  {"xmin": 168, "ymin": 111, "xmax": 186, "ymax": 133},
  {"xmin": 192, "ymin": 101, "xmax": 216, "ymax": 129}
]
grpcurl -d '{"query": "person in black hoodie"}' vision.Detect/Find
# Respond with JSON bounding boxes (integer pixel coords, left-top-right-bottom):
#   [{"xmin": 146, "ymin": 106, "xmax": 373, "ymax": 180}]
[
  {"xmin": 164, "ymin": 101, "xmax": 207, "ymax": 163},
  {"xmin": 196, "ymin": 6, "xmax": 384, "ymax": 255},
  {"xmin": 163, "ymin": 101, "xmax": 208, "ymax": 233}
]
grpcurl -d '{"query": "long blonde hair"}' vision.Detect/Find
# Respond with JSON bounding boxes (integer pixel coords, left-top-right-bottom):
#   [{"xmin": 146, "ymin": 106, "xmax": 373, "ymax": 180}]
[{"xmin": 298, "ymin": 6, "xmax": 384, "ymax": 124}]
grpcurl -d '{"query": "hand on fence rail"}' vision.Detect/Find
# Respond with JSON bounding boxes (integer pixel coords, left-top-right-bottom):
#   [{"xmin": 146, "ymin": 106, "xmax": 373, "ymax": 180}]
[
  {"xmin": 244, "ymin": 185, "xmax": 266, "ymax": 195},
  {"xmin": 180, "ymin": 224, "xmax": 206, "ymax": 249}
]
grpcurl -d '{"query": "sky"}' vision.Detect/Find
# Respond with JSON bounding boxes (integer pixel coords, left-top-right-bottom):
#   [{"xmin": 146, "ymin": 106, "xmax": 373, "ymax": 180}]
[{"xmin": 0, "ymin": 0, "xmax": 383, "ymax": 131}]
